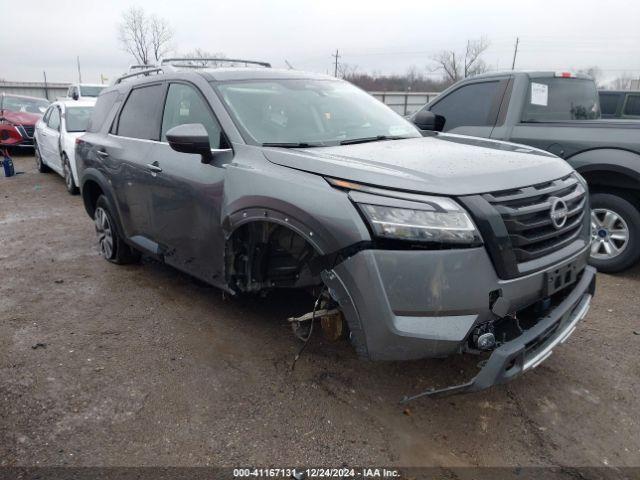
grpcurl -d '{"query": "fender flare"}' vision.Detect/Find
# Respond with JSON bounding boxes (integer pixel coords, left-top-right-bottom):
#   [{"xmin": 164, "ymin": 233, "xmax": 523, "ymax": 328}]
[
  {"xmin": 568, "ymin": 148, "xmax": 640, "ymax": 186},
  {"xmin": 223, "ymin": 206, "xmax": 329, "ymax": 256}
]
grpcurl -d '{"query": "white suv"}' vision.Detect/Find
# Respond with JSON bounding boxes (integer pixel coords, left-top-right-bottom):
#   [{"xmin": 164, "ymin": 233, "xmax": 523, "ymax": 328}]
[{"xmin": 66, "ymin": 84, "xmax": 106, "ymax": 101}]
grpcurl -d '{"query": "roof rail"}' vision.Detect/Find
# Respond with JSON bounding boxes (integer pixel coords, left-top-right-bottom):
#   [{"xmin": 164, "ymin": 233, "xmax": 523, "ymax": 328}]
[
  {"xmin": 127, "ymin": 64, "xmax": 157, "ymax": 72},
  {"xmin": 160, "ymin": 57, "xmax": 271, "ymax": 68},
  {"xmin": 114, "ymin": 67, "xmax": 164, "ymax": 84}
]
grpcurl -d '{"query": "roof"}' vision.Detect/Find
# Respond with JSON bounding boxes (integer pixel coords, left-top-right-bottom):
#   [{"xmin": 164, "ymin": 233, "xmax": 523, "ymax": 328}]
[
  {"xmin": 470, "ymin": 70, "xmax": 593, "ymax": 80},
  {"xmin": 113, "ymin": 67, "xmax": 337, "ymax": 87},
  {"xmin": 51, "ymin": 99, "xmax": 96, "ymax": 109},
  {"xmin": 200, "ymin": 68, "xmax": 336, "ymax": 82}
]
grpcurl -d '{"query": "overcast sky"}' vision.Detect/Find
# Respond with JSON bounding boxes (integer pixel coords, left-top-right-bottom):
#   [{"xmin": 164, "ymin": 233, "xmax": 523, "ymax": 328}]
[{"xmin": 1, "ymin": 0, "xmax": 639, "ymax": 86}]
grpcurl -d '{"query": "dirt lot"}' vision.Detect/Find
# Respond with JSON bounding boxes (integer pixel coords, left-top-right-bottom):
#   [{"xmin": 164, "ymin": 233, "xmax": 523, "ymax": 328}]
[{"xmin": 1, "ymin": 153, "xmax": 639, "ymax": 469}]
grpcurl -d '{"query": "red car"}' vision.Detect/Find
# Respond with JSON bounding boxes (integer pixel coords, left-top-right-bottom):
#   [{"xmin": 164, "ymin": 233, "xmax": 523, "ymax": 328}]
[{"xmin": 0, "ymin": 93, "xmax": 50, "ymax": 147}]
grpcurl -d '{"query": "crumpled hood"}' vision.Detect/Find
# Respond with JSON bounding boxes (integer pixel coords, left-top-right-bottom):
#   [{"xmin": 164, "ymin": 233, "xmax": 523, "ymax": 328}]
[
  {"xmin": 263, "ymin": 133, "xmax": 573, "ymax": 195},
  {"xmin": 0, "ymin": 109, "xmax": 41, "ymax": 126}
]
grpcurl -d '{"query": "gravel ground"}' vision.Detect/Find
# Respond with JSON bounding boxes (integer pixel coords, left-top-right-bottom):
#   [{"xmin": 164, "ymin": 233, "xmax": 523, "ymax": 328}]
[{"xmin": 1, "ymin": 153, "xmax": 639, "ymax": 469}]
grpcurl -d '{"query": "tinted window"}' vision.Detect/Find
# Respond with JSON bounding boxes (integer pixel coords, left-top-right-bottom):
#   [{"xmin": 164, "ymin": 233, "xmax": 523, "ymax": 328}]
[
  {"xmin": 623, "ymin": 95, "xmax": 640, "ymax": 116},
  {"xmin": 161, "ymin": 83, "xmax": 223, "ymax": 148},
  {"xmin": 429, "ymin": 81, "xmax": 500, "ymax": 131},
  {"xmin": 87, "ymin": 91, "xmax": 118, "ymax": 133},
  {"xmin": 65, "ymin": 106, "xmax": 93, "ymax": 132},
  {"xmin": 47, "ymin": 108, "xmax": 61, "ymax": 130},
  {"xmin": 42, "ymin": 107, "xmax": 52, "ymax": 123},
  {"xmin": 80, "ymin": 86, "xmax": 105, "ymax": 97},
  {"xmin": 599, "ymin": 93, "xmax": 620, "ymax": 116},
  {"xmin": 522, "ymin": 78, "xmax": 599, "ymax": 121},
  {"xmin": 117, "ymin": 84, "xmax": 164, "ymax": 140}
]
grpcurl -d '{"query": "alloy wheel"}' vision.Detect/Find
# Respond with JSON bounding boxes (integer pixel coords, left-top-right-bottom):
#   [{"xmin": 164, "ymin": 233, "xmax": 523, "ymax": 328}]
[
  {"xmin": 94, "ymin": 207, "xmax": 114, "ymax": 259},
  {"xmin": 590, "ymin": 208, "xmax": 629, "ymax": 260}
]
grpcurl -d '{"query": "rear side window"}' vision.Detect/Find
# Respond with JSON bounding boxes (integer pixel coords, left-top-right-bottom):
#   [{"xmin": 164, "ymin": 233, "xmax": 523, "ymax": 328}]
[
  {"xmin": 116, "ymin": 84, "xmax": 164, "ymax": 140},
  {"xmin": 623, "ymin": 95, "xmax": 640, "ymax": 116},
  {"xmin": 522, "ymin": 78, "xmax": 599, "ymax": 121},
  {"xmin": 87, "ymin": 91, "xmax": 118, "ymax": 133},
  {"xmin": 599, "ymin": 93, "xmax": 620, "ymax": 116},
  {"xmin": 161, "ymin": 83, "xmax": 223, "ymax": 148},
  {"xmin": 429, "ymin": 81, "xmax": 501, "ymax": 131}
]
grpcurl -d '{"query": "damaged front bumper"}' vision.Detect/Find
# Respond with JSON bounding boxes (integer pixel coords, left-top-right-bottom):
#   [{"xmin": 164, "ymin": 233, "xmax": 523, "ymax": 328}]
[
  {"xmin": 321, "ymin": 244, "xmax": 596, "ymax": 397},
  {"xmin": 402, "ymin": 266, "xmax": 595, "ymax": 401}
]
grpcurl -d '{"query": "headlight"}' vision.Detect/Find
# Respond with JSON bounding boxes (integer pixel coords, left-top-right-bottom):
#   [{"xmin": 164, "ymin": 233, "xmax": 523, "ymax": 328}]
[
  {"xmin": 359, "ymin": 202, "xmax": 480, "ymax": 245},
  {"xmin": 326, "ymin": 177, "xmax": 481, "ymax": 245}
]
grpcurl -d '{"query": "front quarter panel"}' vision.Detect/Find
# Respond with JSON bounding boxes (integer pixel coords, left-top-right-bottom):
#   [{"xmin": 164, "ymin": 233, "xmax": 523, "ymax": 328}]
[{"xmin": 222, "ymin": 145, "xmax": 371, "ymax": 256}]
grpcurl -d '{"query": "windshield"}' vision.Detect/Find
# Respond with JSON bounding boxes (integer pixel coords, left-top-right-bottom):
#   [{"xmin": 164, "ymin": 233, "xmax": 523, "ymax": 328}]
[
  {"xmin": 65, "ymin": 106, "xmax": 93, "ymax": 132},
  {"xmin": 80, "ymin": 86, "xmax": 105, "ymax": 97},
  {"xmin": 522, "ymin": 78, "xmax": 600, "ymax": 122},
  {"xmin": 214, "ymin": 79, "xmax": 421, "ymax": 146},
  {"xmin": 1, "ymin": 95, "xmax": 49, "ymax": 114}
]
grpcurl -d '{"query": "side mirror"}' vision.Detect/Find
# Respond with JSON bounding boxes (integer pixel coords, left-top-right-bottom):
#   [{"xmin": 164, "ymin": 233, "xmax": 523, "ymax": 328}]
[
  {"xmin": 413, "ymin": 110, "xmax": 445, "ymax": 132},
  {"xmin": 72, "ymin": 91, "xmax": 79, "ymax": 100},
  {"xmin": 166, "ymin": 123, "xmax": 213, "ymax": 163}
]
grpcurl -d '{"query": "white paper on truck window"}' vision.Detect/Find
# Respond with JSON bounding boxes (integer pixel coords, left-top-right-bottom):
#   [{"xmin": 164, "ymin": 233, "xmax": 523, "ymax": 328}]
[{"xmin": 531, "ymin": 82, "xmax": 548, "ymax": 106}]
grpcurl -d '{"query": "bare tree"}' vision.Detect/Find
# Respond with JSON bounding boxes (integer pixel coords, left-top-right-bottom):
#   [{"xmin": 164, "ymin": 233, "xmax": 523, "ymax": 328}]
[
  {"xmin": 337, "ymin": 62, "xmax": 359, "ymax": 79},
  {"xmin": 608, "ymin": 73, "xmax": 635, "ymax": 90},
  {"xmin": 431, "ymin": 37, "xmax": 490, "ymax": 83},
  {"xmin": 118, "ymin": 7, "xmax": 173, "ymax": 65},
  {"xmin": 578, "ymin": 66, "xmax": 604, "ymax": 88},
  {"xmin": 150, "ymin": 15, "xmax": 173, "ymax": 62},
  {"xmin": 181, "ymin": 49, "xmax": 228, "ymax": 67}
]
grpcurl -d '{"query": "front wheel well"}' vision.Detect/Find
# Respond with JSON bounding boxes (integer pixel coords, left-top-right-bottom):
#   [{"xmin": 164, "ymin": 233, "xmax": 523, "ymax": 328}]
[{"xmin": 225, "ymin": 221, "xmax": 322, "ymax": 293}]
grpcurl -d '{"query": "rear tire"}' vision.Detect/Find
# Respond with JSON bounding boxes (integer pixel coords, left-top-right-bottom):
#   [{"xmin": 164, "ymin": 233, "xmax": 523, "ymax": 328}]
[
  {"xmin": 94, "ymin": 195, "xmax": 141, "ymax": 265},
  {"xmin": 34, "ymin": 141, "xmax": 50, "ymax": 173},
  {"xmin": 62, "ymin": 153, "xmax": 79, "ymax": 195},
  {"xmin": 589, "ymin": 192, "xmax": 640, "ymax": 273}
]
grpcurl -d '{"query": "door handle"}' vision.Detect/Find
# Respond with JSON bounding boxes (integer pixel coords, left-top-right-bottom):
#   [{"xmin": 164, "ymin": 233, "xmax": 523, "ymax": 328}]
[
  {"xmin": 146, "ymin": 162, "xmax": 162, "ymax": 173},
  {"xmin": 96, "ymin": 150, "xmax": 109, "ymax": 157}
]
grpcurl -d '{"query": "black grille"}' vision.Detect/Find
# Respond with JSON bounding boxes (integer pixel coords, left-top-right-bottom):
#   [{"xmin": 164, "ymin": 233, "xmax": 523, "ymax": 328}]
[
  {"xmin": 19, "ymin": 125, "xmax": 35, "ymax": 138},
  {"xmin": 483, "ymin": 175, "xmax": 587, "ymax": 263}
]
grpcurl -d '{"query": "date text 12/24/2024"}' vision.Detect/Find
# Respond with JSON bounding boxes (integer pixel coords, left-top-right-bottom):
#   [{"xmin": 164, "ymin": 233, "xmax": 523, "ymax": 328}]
[{"xmin": 233, "ymin": 468, "xmax": 401, "ymax": 478}]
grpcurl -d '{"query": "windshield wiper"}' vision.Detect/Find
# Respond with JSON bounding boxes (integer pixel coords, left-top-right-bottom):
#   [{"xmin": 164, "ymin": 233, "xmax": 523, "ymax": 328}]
[
  {"xmin": 261, "ymin": 142, "xmax": 323, "ymax": 148},
  {"xmin": 339, "ymin": 135, "xmax": 412, "ymax": 145}
]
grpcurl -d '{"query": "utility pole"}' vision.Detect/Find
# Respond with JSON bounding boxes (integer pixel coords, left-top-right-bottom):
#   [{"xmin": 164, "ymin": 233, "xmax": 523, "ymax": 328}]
[
  {"xmin": 77, "ymin": 56, "xmax": 82, "ymax": 83},
  {"xmin": 511, "ymin": 37, "xmax": 519, "ymax": 70},
  {"xmin": 43, "ymin": 71, "xmax": 49, "ymax": 100},
  {"xmin": 332, "ymin": 49, "xmax": 340, "ymax": 77}
]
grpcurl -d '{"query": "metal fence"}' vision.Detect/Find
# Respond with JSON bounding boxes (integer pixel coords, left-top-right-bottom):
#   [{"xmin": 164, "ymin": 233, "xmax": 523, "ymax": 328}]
[
  {"xmin": 0, "ymin": 81, "xmax": 70, "ymax": 101},
  {"xmin": 370, "ymin": 91, "xmax": 440, "ymax": 116}
]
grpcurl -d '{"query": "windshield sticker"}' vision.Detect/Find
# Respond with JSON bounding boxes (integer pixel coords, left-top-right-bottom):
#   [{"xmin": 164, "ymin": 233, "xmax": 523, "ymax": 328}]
[{"xmin": 531, "ymin": 83, "xmax": 548, "ymax": 106}]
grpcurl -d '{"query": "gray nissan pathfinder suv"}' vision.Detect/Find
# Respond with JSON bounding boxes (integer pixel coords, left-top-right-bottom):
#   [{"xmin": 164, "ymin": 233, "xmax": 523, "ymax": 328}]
[{"xmin": 76, "ymin": 59, "xmax": 596, "ymax": 397}]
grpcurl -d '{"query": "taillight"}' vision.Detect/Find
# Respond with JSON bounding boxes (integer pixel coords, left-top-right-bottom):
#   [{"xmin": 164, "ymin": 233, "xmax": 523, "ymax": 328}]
[{"xmin": 555, "ymin": 72, "xmax": 576, "ymax": 78}]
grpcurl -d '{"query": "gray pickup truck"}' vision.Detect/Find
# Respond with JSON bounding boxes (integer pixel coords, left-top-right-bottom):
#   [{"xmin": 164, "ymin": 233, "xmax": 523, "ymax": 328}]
[{"xmin": 412, "ymin": 72, "xmax": 640, "ymax": 272}]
